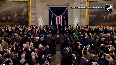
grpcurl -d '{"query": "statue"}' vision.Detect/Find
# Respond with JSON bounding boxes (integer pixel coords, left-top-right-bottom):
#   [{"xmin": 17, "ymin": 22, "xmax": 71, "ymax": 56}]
[
  {"xmin": 37, "ymin": 16, "xmax": 44, "ymax": 27},
  {"xmin": 73, "ymin": 16, "xmax": 79, "ymax": 28}
]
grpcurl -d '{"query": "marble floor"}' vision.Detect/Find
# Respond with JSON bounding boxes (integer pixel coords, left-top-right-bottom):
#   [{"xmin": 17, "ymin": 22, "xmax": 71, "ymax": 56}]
[
  {"xmin": 50, "ymin": 51, "xmax": 61, "ymax": 65},
  {"xmin": 50, "ymin": 44, "xmax": 61, "ymax": 65},
  {"xmin": 56, "ymin": 44, "xmax": 61, "ymax": 51}
]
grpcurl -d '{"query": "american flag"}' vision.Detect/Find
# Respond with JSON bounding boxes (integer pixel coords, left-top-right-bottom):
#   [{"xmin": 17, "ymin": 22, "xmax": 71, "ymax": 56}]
[{"xmin": 55, "ymin": 16, "xmax": 62, "ymax": 26}]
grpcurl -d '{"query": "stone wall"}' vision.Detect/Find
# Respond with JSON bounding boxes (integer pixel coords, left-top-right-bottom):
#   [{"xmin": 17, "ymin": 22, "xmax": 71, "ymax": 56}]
[
  {"xmin": 80, "ymin": 0, "xmax": 86, "ymax": 25},
  {"xmin": 31, "ymin": 0, "xmax": 86, "ymax": 26},
  {"xmin": 31, "ymin": 0, "xmax": 36, "ymax": 25}
]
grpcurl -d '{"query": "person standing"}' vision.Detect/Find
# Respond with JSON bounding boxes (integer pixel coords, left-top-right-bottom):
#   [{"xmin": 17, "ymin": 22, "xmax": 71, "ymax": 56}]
[
  {"xmin": 58, "ymin": 24, "xmax": 61, "ymax": 34},
  {"xmin": 75, "ymin": 29, "xmax": 78, "ymax": 36}
]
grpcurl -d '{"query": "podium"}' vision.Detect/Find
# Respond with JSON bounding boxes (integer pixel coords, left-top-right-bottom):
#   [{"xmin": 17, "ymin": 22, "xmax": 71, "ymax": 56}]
[
  {"xmin": 54, "ymin": 34, "xmax": 62, "ymax": 44},
  {"xmin": 56, "ymin": 37, "xmax": 61, "ymax": 44},
  {"xmin": 55, "ymin": 34, "xmax": 62, "ymax": 51}
]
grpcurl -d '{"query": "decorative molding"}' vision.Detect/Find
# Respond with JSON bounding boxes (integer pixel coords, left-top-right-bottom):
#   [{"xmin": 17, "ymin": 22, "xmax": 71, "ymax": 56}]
[{"xmin": 47, "ymin": 3, "xmax": 70, "ymax": 7}]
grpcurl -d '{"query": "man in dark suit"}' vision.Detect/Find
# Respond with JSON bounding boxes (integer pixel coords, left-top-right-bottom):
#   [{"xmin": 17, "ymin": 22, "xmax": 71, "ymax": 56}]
[
  {"xmin": 58, "ymin": 24, "xmax": 61, "ymax": 34},
  {"xmin": 42, "ymin": 27, "xmax": 47, "ymax": 39}
]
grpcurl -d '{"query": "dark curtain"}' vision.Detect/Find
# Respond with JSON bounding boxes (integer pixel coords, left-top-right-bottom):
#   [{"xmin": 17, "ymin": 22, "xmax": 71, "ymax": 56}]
[{"xmin": 49, "ymin": 7, "xmax": 68, "ymax": 34}]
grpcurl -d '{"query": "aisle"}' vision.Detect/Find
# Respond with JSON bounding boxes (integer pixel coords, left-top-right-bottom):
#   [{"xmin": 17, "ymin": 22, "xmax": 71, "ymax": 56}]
[
  {"xmin": 56, "ymin": 44, "xmax": 61, "ymax": 51},
  {"xmin": 50, "ymin": 51, "xmax": 61, "ymax": 65},
  {"xmin": 50, "ymin": 34, "xmax": 61, "ymax": 65}
]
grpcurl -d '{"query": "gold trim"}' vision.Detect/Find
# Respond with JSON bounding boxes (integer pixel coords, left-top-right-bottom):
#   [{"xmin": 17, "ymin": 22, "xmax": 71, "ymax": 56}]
[
  {"xmin": 0, "ymin": 0, "xmax": 31, "ymax": 26},
  {"xmin": 86, "ymin": 0, "xmax": 89, "ymax": 25},
  {"xmin": 29, "ymin": 0, "xmax": 31, "ymax": 26},
  {"xmin": 49, "ymin": 8, "xmax": 67, "ymax": 17}
]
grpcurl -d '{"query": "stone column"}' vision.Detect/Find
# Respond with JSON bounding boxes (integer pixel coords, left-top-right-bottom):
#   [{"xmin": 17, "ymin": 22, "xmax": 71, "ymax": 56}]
[
  {"xmin": 36, "ymin": 0, "xmax": 44, "ymax": 26},
  {"xmin": 72, "ymin": 0, "xmax": 80, "ymax": 26},
  {"xmin": 43, "ymin": 3, "xmax": 49, "ymax": 26},
  {"xmin": 80, "ymin": 0, "xmax": 86, "ymax": 26},
  {"xmin": 31, "ymin": 0, "xmax": 36, "ymax": 25}
]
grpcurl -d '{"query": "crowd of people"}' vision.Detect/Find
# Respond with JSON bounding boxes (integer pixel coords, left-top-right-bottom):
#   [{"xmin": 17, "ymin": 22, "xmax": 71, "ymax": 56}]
[
  {"xmin": 0, "ymin": 25, "xmax": 56, "ymax": 65},
  {"xmin": 62, "ymin": 25, "xmax": 116, "ymax": 65},
  {"xmin": 0, "ymin": 25, "xmax": 116, "ymax": 65}
]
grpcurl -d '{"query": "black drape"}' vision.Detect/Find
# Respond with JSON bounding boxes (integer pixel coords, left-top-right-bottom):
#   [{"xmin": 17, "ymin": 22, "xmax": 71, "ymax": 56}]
[{"xmin": 49, "ymin": 7, "xmax": 68, "ymax": 34}]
